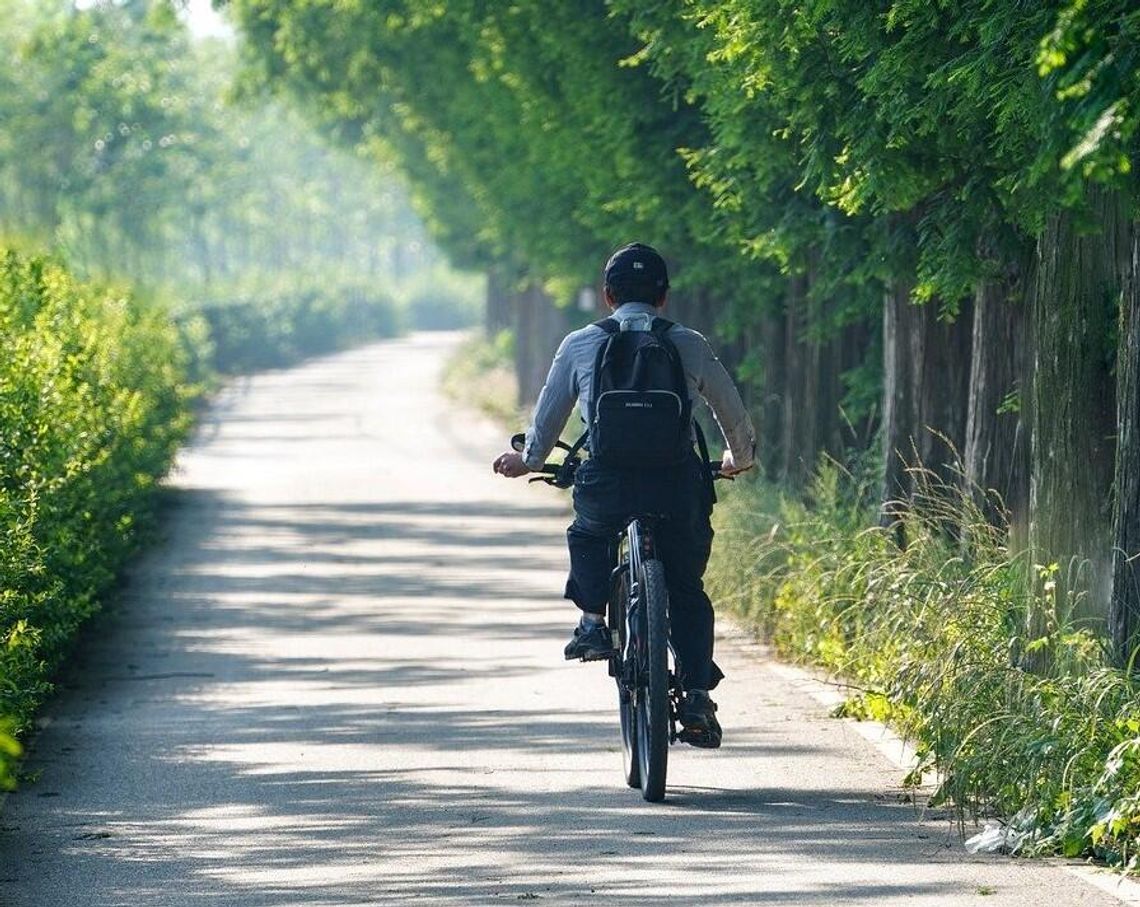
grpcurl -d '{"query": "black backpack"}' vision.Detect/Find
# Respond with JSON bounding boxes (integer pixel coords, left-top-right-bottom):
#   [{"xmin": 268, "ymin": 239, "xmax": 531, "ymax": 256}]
[{"xmin": 586, "ymin": 316, "xmax": 692, "ymax": 466}]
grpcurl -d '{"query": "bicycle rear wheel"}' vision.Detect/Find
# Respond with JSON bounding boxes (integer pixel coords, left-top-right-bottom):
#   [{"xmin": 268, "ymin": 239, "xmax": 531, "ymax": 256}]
[
  {"xmin": 610, "ymin": 568, "xmax": 639, "ymax": 788},
  {"xmin": 635, "ymin": 558, "xmax": 669, "ymax": 802}
]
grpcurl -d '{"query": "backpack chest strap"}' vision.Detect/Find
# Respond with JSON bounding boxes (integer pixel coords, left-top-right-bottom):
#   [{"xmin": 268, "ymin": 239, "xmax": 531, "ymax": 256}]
[{"xmin": 592, "ymin": 315, "xmax": 675, "ymax": 335}]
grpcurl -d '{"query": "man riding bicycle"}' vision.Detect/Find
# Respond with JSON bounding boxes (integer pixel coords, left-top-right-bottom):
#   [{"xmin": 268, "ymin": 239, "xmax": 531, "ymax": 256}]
[{"xmin": 493, "ymin": 243, "xmax": 755, "ymax": 748}]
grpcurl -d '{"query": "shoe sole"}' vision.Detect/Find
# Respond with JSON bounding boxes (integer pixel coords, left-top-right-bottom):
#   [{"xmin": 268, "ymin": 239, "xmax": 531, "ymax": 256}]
[
  {"xmin": 565, "ymin": 650, "xmax": 616, "ymax": 662},
  {"xmin": 678, "ymin": 728, "xmax": 722, "ymax": 749}
]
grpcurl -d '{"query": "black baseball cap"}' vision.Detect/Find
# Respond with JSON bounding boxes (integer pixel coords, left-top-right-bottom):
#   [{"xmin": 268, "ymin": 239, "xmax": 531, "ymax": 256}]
[{"xmin": 603, "ymin": 242, "xmax": 670, "ymax": 292}]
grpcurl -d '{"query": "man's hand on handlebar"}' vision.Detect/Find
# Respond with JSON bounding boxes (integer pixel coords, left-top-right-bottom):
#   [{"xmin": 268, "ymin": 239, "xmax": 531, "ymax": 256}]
[
  {"xmin": 493, "ymin": 451, "xmax": 531, "ymax": 478},
  {"xmin": 718, "ymin": 448, "xmax": 751, "ymax": 478}
]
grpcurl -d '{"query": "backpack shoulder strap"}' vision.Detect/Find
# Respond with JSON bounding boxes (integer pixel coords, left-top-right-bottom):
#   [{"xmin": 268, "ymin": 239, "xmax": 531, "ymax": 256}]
[
  {"xmin": 587, "ymin": 320, "xmax": 618, "ymax": 429},
  {"xmin": 649, "ymin": 317, "xmax": 675, "ymax": 336},
  {"xmin": 648, "ymin": 318, "xmax": 689, "ymax": 414},
  {"xmin": 693, "ymin": 419, "xmax": 718, "ymax": 505}
]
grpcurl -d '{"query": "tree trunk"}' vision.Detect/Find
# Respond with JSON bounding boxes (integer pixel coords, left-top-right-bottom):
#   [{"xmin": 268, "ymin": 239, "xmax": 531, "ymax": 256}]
[
  {"xmin": 758, "ymin": 310, "xmax": 786, "ymax": 480},
  {"xmin": 513, "ymin": 282, "xmax": 564, "ymax": 406},
  {"xmin": 1029, "ymin": 186, "xmax": 1125, "ymax": 641},
  {"xmin": 917, "ymin": 296, "xmax": 973, "ymax": 489},
  {"xmin": 813, "ymin": 302, "xmax": 851, "ymax": 467},
  {"xmin": 485, "ymin": 267, "xmax": 512, "ymax": 336},
  {"xmin": 964, "ymin": 261, "xmax": 1031, "ymax": 530},
  {"xmin": 836, "ymin": 314, "xmax": 879, "ymax": 450},
  {"xmin": 669, "ymin": 285, "xmax": 717, "ymax": 339},
  {"xmin": 880, "ymin": 278, "xmax": 922, "ymax": 526},
  {"xmin": 781, "ymin": 275, "xmax": 818, "ymax": 484},
  {"xmin": 880, "ymin": 278, "xmax": 972, "ymax": 529},
  {"xmin": 1111, "ymin": 219, "xmax": 1140, "ymax": 668}
]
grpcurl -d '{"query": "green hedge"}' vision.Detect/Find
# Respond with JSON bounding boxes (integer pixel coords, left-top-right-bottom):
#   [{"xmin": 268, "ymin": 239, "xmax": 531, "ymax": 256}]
[
  {"xmin": 707, "ymin": 466, "xmax": 1140, "ymax": 870},
  {"xmin": 194, "ymin": 280, "xmax": 402, "ymax": 374},
  {"xmin": 0, "ymin": 249, "xmax": 195, "ymax": 788}
]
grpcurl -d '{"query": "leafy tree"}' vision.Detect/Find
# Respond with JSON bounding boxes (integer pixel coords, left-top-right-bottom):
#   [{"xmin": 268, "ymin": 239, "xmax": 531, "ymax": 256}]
[{"xmin": 0, "ymin": 0, "xmax": 440, "ymax": 292}]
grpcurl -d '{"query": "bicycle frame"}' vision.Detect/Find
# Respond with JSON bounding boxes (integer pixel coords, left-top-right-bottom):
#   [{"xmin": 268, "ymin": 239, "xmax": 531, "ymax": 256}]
[
  {"xmin": 615, "ymin": 521, "xmax": 672, "ymax": 681},
  {"xmin": 622, "ymin": 518, "xmax": 648, "ymax": 659},
  {"xmin": 508, "ymin": 432, "xmax": 738, "ymax": 801}
]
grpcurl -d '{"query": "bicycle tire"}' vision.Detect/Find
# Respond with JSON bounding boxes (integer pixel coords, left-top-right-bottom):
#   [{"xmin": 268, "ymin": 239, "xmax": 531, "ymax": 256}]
[
  {"xmin": 635, "ymin": 558, "xmax": 669, "ymax": 802},
  {"xmin": 610, "ymin": 569, "xmax": 639, "ymax": 788}
]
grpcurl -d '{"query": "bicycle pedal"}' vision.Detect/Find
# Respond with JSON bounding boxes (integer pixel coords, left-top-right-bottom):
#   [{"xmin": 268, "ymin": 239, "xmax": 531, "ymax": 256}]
[{"xmin": 678, "ymin": 727, "xmax": 722, "ymax": 749}]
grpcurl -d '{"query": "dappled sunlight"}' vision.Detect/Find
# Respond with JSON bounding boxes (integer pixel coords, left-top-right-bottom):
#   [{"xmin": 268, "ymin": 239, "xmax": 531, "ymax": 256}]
[
  {"xmin": 4, "ymin": 0, "xmax": 1137, "ymax": 896},
  {"xmin": 53, "ymin": 748, "xmax": 962, "ymax": 904},
  {"xmin": 1, "ymin": 338, "xmax": 1108, "ymax": 906}
]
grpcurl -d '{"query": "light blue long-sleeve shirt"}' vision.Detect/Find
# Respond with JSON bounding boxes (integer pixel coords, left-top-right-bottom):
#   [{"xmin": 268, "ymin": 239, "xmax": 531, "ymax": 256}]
[{"xmin": 522, "ymin": 302, "xmax": 756, "ymax": 471}]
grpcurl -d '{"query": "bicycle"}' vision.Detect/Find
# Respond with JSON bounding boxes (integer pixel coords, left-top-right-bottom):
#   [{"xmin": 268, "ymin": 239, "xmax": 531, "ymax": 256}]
[{"xmin": 510, "ymin": 433, "xmax": 729, "ymax": 802}]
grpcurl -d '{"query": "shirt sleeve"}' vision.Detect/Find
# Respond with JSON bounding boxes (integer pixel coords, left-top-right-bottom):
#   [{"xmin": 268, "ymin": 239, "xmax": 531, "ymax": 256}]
[
  {"xmin": 522, "ymin": 333, "xmax": 579, "ymax": 471},
  {"xmin": 690, "ymin": 333, "xmax": 757, "ymax": 470}
]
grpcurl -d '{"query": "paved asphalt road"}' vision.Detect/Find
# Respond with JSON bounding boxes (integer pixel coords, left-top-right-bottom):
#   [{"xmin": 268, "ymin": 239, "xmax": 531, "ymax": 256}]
[{"xmin": 0, "ymin": 333, "xmax": 1126, "ymax": 905}]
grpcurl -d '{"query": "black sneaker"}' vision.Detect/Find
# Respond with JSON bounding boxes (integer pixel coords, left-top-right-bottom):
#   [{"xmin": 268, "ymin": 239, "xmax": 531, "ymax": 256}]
[
  {"xmin": 563, "ymin": 620, "xmax": 613, "ymax": 661},
  {"xmin": 678, "ymin": 690, "xmax": 722, "ymax": 748}
]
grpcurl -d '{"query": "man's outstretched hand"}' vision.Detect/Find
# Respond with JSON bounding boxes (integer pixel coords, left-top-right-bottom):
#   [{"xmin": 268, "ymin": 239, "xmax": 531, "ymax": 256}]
[{"xmin": 493, "ymin": 451, "xmax": 530, "ymax": 478}]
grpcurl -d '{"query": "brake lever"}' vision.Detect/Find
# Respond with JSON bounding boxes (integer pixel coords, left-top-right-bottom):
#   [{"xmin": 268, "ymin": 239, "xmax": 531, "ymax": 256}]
[
  {"xmin": 528, "ymin": 463, "xmax": 577, "ymax": 489},
  {"xmin": 509, "ymin": 433, "xmax": 579, "ymax": 489}
]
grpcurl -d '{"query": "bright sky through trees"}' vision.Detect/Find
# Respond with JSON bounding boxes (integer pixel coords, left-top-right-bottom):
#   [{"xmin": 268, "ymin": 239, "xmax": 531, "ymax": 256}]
[{"xmin": 181, "ymin": 0, "xmax": 231, "ymax": 39}]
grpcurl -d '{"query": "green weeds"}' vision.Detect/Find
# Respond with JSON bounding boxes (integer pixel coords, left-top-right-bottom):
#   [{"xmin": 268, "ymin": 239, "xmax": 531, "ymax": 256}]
[
  {"xmin": 442, "ymin": 330, "xmax": 523, "ymax": 425},
  {"xmin": 708, "ymin": 460, "xmax": 1140, "ymax": 871}
]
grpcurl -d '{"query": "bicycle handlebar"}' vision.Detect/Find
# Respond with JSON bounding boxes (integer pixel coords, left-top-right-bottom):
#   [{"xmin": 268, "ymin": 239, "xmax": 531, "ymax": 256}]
[{"xmin": 510, "ymin": 433, "xmax": 736, "ymax": 488}]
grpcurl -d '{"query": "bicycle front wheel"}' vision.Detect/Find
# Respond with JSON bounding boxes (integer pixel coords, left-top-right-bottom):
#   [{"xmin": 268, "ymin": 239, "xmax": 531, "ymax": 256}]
[{"xmin": 635, "ymin": 558, "xmax": 670, "ymax": 802}]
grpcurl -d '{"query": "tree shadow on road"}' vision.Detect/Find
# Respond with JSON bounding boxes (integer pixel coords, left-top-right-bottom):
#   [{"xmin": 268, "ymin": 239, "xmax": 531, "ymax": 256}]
[{"xmin": 0, "ymin": 487, "xmax": 983, "ymax": 905}]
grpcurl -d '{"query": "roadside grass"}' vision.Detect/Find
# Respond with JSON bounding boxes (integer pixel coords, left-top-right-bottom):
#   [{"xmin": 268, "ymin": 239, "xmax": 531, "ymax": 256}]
[
  {"xmin": 442, "ymin": 329, "xmax": 596, "ymax": 457},
  {"xmin": 706, "ymin": 460, "xmax": 1140, "ymax": 871},
  {"xmin": 441, "ymin": 329, "xmax": 524, "ymax": 426}
]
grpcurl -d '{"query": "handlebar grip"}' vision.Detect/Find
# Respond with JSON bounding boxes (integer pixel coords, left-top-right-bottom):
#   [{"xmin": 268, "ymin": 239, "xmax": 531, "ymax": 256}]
[{"xmin": 709, "ymin": 461, "xmax": 736, "ymax": 481}]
